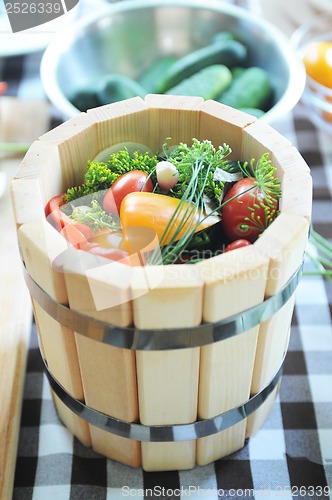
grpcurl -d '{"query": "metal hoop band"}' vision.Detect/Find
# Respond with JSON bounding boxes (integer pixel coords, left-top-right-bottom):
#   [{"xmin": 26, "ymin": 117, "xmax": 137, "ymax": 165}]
[
  {"xmin": 24, "ymin": 264, "xmax": 302, "ymax": 351},
  {"xmin": 42, "ymin": 354, "xmax": 283, "ymax": 442}
]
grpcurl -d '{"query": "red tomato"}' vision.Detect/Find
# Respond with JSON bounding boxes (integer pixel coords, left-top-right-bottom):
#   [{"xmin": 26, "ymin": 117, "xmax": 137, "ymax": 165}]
[
  {"xmin": 224, "ymin": 239, "xmax": 252, "ymax": 252},
  {"xmin": 72, "ymin": 223, "xmax": 93, "ymax": 240},
  {"xmin": 60, "ymin": 224, "xmax": 89, "ymax": 248},
  {"xmin": 103, "ymin": 170, "xmax": 153, "ymax": 215},
  {"xmin": 45, "ymin": 193, "xmax": 72, "ymax": 230},
  {"xmin": 221, "ymin": 178, "xmax": 278, "ymax": 242}
]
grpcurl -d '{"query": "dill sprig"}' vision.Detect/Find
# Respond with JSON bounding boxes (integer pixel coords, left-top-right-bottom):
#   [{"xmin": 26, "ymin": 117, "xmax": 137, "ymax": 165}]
[
  {"xmin": 240, "ymin": 153, "xmax": 281, "ymax": 235},
  {"xmin": 241, "ymin": 153, "xmax": 281, "ymax": 205},
  {"xmin": 149, "ymin": 140, "xmax": 231, "ymax": 265},
  {"xmin": 161, "ymin": 138, "xmax": 232, "ymax": 204}
]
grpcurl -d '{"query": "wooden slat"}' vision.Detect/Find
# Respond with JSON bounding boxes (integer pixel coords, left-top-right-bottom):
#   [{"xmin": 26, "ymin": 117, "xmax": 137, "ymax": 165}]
[
  {"xmin": 133, "ymin": 264, "xmax": 203, "ymax": 471},
  {"xmin": 247, "ymin": 213, "xmax": 310, "ymax": 436},
  {"xmin": 17, "ymin": 218, "xmax": 68, "ymax": 303},
  {"xmin": 145, "ymin": 94, "xmax": 204, "ymax": 153},
  {"xmin": 278, "ymin": 147, "xmax": 312, "ymax": 220},
  {"xmin": 0, "ymin": 161, "xmax": 32, "ymax": 500},
  {"xmin": 199, "ymin": 101, "xmax": 257, "ymax": 161},
  {"xmin": 74, "ymin": 337, "xmax": 141, "ymax": 467},
  {"xmin": 17, "ymin": 218, "xmax": 91, "ymax": 446},
  {"xmin": 54, "ymin": 248, "xmax": 139, "ymax": 466},
  {"xmin": 54, "ymin": 249, "xmax": 133, "ymax": 326},
  {"xmin": 10, "ymin": 177, "xmax": 45, "ymax": 227},
  {"xmin": 13, "ymin": 140, "xmax": 63, "ymax": 213},
  {"xmin": 0, "ymin": 99, "xmax": 50, "ymax": 498},
  {"xmin": 87, "ymin": 97, "xmax": 150, "ymax": 153},
  {"xmin": 246, "ymin": 384, "xmax": 281, "ymax": 437},
  {"xmin": 242, "ymin": 121, "xmax": 311, "ymax": 435},
  {"xmin": 241, "ymin": 120, "xmax": 292, "ymax": 179},
  {"xmin": 39, "ymin": 113, "xmax": 99, "ymax": 191},
  {"xmin": 196, "ymin": 246, "xmax": 269, "ymax": 465}
]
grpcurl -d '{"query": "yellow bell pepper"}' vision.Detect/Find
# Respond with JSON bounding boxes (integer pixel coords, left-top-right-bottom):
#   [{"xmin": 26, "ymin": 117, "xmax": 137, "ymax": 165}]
[{"xmin": 120, "ymin": 191, "xmax": 217, "ymax": 246}]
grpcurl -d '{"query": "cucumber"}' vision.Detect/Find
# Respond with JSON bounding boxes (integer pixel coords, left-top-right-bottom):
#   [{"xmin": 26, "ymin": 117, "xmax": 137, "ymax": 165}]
[
  {"xmin": 97, "ymin": 74, "xmax": 146, "ymax": 105},
  {"xmin": 212, "ymin": 31, "xmax": 235, "ymax": 44},
  {"xmin": 166, "ymin": 64, "xmax": 232, "ymax": 100},
  {"xmin": 231, "ymin": 66, "xmax": 246, "ymax": 80},
  {"xmin": 156, "ymin": 39, "xmax": 247, "ymax": 93},
  {"xmin": 70, "ymin": 89, "xmax": 101, "ymax": 112},
  {"xmin": 217, "ymin": 66, "xmax": 273, "ymax": 111},
  {"xmin": 138, "ymin": 55, "xmax": 178, "ymax": 93}
]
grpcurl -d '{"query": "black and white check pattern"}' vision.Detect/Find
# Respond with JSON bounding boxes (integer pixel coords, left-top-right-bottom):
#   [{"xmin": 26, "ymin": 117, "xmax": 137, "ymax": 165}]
[{"xmin": 2, "ymin": 52, "xmax": 331, "ymax": 500}]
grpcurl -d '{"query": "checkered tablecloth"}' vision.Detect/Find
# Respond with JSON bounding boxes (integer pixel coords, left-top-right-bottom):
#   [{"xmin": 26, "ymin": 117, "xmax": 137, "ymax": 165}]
[{"xmin": 2, "ymin": 51, "xmax": 332, "ymax": 500}]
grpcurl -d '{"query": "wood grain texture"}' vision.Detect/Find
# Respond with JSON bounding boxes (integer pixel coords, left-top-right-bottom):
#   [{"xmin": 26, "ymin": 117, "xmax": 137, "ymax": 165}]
[
  {"xmin": 145, "ymin": 94, "xmax": 203, "ymax": 153},
  {"xmin": 0, "ymin": 99, "xmax": 49, "ymax": 499},
  {"xmin": 18, "ymin": 219, "xmax": 92, "ymax": 448},
  {"xmin": 39, "ymin": 113, "xmax": 99, "ymax": 191},
  {"xmin": 247, "ymin": 214, "xmax": 310, "ymax": 436},
  {"xmin": 133, "ymin": 265, "xmax": 203, "ymax": 471},
  {"xmin": 13, "ymin": 140, "xmax": 63, "ymax": 214},
  {"xmin": 199, "ymin": 100, "xmax": 257, "ymax": 162},
  {"xmin": 0, "ymin": 167, "xmax": 32, "ymax": 499},
  {"xmin": 87, "ymin": 97, "xmax": 150, "ymax": 153},
  {"xmin": 196, "ymin": 247, "xmax": 269, "ymax": 465}
]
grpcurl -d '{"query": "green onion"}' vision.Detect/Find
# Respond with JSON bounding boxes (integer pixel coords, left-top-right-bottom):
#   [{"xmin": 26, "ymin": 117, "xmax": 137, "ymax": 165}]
[
  {"xmin": 0, "ymin": 142, "xmax": 30, "ymax": 154},
  {"xmin": 305, "ymin": 229, "xmax": 332, "ymax": 283}
]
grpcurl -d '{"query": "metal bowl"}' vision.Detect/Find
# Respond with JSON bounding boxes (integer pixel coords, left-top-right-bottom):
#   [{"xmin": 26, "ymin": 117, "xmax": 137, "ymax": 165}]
[{"xmin": 41, "ymin": 0, "xmax": 305, "ymax": 123}]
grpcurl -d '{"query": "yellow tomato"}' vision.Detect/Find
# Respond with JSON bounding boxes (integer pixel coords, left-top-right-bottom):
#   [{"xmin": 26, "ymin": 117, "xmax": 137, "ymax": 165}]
[{"xmin": 303, "ymin": 41, "xmax": 332, "ymax": 88}]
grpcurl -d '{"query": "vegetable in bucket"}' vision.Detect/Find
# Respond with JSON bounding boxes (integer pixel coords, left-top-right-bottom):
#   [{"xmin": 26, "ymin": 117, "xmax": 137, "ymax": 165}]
[{"xmin": 45, "ymin": 138, "xmax": 281, "ymax": 265}]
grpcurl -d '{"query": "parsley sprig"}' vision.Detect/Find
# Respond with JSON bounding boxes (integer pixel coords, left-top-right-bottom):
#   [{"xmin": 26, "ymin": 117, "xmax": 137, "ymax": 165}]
[{"xmin": 64, "ymin": 148, "xmax": 158, "ymax": 202}]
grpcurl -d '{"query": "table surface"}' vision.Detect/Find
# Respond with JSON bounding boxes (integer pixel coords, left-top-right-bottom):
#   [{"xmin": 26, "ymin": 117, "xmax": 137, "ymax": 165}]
[{"xmin": 1, "ymin": 32, "xmax": 332, "ymax": 500}]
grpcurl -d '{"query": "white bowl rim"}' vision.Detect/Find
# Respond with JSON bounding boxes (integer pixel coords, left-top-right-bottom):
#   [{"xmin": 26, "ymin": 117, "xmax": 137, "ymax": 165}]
[
  {"xmin": 290, "ymin": 11, "xmax": 332, "ymax": 49},
  {"xmin": 40, "ymin": 0, "xmax": 306, "ymax": 123}
]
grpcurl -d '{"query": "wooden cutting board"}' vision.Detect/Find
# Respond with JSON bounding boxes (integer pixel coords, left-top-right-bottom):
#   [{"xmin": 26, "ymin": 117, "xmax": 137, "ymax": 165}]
[{"xmin": 0, "ymin": 97, "xmax": 50, "ymax": 500}]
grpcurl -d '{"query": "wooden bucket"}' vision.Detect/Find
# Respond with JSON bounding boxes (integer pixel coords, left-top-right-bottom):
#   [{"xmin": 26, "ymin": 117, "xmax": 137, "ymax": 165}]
[{"xmin": 11, "ymin": 95, "xmax": 312, "ymax": 471}]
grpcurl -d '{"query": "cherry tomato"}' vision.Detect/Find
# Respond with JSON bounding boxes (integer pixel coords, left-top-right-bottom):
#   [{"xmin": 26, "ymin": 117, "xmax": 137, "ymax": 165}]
[
  {"xmin": 221, "ymin": 177, "xmax": 278, "ymax": 242},
  {"xmin": 103, "ymin": 170, "xmax": 153, "ymax": 215},
  {"xmin": 303, "ymin": 41, "xmax": 332, "ymax": 89},
  {"xmin": 224, "ymin": 239, "xmax": 252, "ymax": 252},
  {"xmin": 45, "ymin": 193, "xmax": 72, "ymax": 230}
]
